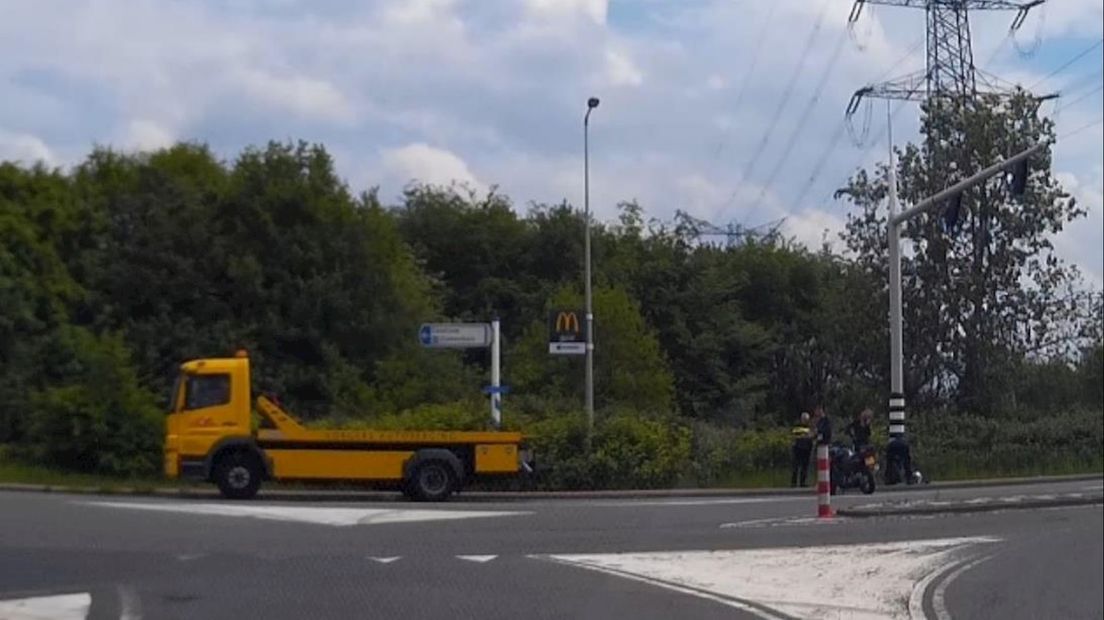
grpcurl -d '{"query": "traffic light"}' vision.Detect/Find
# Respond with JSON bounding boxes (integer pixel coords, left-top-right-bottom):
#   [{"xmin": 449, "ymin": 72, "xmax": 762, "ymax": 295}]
[
  {"xmin": 942, "ymin": 192, "xmax": 963, "ymax": 233},
  {"xmin": 1010, "ymin": 158, "xmax": 1029, "ymax": 197}
]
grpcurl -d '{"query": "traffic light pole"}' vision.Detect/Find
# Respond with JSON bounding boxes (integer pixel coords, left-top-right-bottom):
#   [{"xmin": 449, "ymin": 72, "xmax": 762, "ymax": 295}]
[{"xmin": 885, "ymin": 139, "xmax": 1047, "ymax": 445}]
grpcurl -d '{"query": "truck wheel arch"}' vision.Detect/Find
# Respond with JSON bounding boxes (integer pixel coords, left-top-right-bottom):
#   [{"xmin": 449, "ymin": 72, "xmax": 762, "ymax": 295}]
[
  {"xmin": 205, "ymin": 437, "xmax": 272, "ymax": 481},
  {"xmin": 403, "ymin": 449, "xmax": 465, "ymax": 485}
]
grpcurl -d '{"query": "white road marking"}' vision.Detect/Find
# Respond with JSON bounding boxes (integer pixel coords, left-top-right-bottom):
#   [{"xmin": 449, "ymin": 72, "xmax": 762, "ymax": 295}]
[
  {"xmin": 719, "ymin": 515, "xmax": 849, "ymax": 528},
  {"xmin": 368, "ymin": 556, "xmax": 401, "ymax": 564},
  {"xmin": 908, "ymin": 556, "xmax": 966, "ymax": 620},
  {"xmin": 932, "ymin": 554, "xmax": 993, "ymax": 620},
  {"xmin": 596, "ymin": 496, "xmax": 808, "ymax": 508},
  {"xmin": 176, "ymin": 553, "xmax": 205, "ymax": 562},
  {"xmin": 541, "ymin": 536, "xmax": 1000, "ymax": 619},
  {"xmin": 117, "ymin": 584, "xmax": 142, "ymax": 620},
  {"xmin": 718, "ymin": 517, "xmax": 781, "ymax": 528},
  {"xmin": 456, "ymin": 555, "xmax": 497, "ymax": 563},
  {"xmin": 0, "ymin": 593, "xmax": 91, "ymax": 620},
  {"xmin": 81, "ymin": 501, "xmax": 529, "ymax": 527},
  {"xmin": 1080, "ymin": 483, "xmax": 1103, "ymax": 491},
  {"xmin": 535, "ymin": 555, "xmax": 788, "ymax": 620}
]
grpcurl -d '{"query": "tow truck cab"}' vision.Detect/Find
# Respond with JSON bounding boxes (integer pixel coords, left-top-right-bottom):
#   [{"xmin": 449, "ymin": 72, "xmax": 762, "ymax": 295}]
[{"xmin": 164, "ymin": 351, "xmax": 530, "ymax": 501}]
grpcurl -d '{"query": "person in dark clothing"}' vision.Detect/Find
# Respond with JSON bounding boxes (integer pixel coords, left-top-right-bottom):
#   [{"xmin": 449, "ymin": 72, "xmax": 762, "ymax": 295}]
[
  {"xmin": 813, "ymin": 405, "xmax": 832, "ymax": 446},
  {"xmin": 886, "ymin": 436, "xmax": 915, "ymax": 484},
  {"xmin": 845, "ymin": 408, "xmax": 873, "ymax": 451},
  {"xmin": 790, "ymin": 412, "xmax": 813, "ymax": 487}
]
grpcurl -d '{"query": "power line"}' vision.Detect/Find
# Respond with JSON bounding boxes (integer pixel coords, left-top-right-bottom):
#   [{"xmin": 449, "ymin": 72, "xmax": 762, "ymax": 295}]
[
  {"xmin": 981, "ymin": 32, "xmax": 1013, "ymax": 70},
  {"xmin": 1028, "ymin": 38, "xmax": 1104, "ymax": 90},
  {"xmin": 722, "ymin": 0, "xmax": 834, "ymax": 211},
  {"xmin": 711, "ymin": 2, "xmax": 779, "ymax": 162},
  {"xmin": 792, "ymin": 119, "xmax": 849, "ymax": 208},
  {"xmin": 848, "ymin": 38, "xmax": 926, "ymax": 148},
  {"xmin": 1059, "ymin": 117, "xmax": 1103, "ymax": 141},
  {"xmin": 1056, "ymin": 67, "xmax": 1104, "ymax": 99},
  {"xmin": 791, "ymin": 39, "xmax": 924, "ymax": 208},
  {"xmin": 750, "ymin": 28, "xmax": 850, "ymax": 211},
  {"xmin": 1055, "ymin": 82, "xmax": 1104, "ymax": 115}
]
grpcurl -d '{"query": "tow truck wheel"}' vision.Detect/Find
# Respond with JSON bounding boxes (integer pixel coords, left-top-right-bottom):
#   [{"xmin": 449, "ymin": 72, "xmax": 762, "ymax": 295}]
[
  {"xmin": 214, "ymin": 451, "xmax": 262, "ymax": 500},
  {"xmin": 406, "ymin": 460, "xmax": 455, "ymax": 502}
]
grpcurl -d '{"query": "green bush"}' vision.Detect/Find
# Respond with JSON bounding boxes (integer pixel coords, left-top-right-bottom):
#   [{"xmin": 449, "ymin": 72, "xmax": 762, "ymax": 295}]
[
  {"xmin": 314, "ymin": 399, "xmax": 492, "ymax": 431},
  {"xmin": 908, "ymin": 408, "xmax": 1104, "ymax": 477},
  {"xmin": 525, "ymin": 411, "xmax": 691, "ymax": 490},
  {"xmin": 21, "ymin": 328, "xmax": 162, "ymax": 477},
  {"xmin": 524, "ymin": 414, "xmax": 593, "ymax": 490},
  {"xmin": 690, "ymin": 422, "xmax": 793, "ymax": 486}
]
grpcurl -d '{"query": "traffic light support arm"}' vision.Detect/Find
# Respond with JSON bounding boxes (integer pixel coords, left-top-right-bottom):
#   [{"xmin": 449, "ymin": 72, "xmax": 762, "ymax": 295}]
[{"xmin": 890, "ymin": 140, "xmax": 1047, "ymax": 227}]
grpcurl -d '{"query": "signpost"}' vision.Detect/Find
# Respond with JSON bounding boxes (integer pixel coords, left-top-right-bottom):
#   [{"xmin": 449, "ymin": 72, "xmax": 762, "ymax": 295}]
[
  {"xmin": 418, "ymin": 321, "xmax": 503, "ymax": 427},
  {"xmin": 548, "ymin": 309, "xmax": 587, "ymax": 356},
  {"xmin": 418, "ymin": 323, "xmax": 492, "ymax": 349}
]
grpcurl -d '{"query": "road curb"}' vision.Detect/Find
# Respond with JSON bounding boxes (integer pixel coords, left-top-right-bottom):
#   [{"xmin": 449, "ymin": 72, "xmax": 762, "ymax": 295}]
[
  {"xmin": 837, "ymin": 492, "xmax": 1104, "ymax": 518},
  {"xmin": 0, "ymin": 472, "xmax": 1099, "ymax": 502}
]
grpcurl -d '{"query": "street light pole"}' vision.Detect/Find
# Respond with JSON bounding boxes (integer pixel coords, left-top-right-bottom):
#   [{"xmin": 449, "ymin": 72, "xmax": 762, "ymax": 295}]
[{"xmin": 584, "ymin": 97, "xmax": 599, "ymax": 438}]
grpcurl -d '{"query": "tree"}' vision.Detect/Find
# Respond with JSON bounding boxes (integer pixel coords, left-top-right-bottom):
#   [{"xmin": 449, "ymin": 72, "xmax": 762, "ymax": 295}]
[
  {"xmin": 22, "ymin": 327, "xmax": 161, "ymax": 476},
  {"xmin": 839, "ymin": 92, "xmax": 1086, "ymax": 412},
  {"xmin": 68, "ymin": 142, "xmax": 447, "ymax": 419},
  {"xmin": 0, "ymin": 162, "xmax": 82, "ymax": 441},
  {"xmin": 509, "ymin": 284, "xmax": 675, "ymax": 416},
  {"xmin": 394, "ymin": 184, "xmax": 539, "ymax": 341}
]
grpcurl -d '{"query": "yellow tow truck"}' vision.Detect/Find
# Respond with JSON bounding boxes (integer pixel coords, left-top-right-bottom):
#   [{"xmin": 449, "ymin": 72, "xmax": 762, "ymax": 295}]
[{"xmin": 164, "ymin": 351, "xmax": 530, "ymax": 500}]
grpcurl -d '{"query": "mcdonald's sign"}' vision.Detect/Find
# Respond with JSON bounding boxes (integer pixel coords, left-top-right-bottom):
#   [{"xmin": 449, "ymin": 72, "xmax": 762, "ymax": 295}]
[{"xmin": 548, "ymin": 308, "xmax": 587, "ymax": 355}]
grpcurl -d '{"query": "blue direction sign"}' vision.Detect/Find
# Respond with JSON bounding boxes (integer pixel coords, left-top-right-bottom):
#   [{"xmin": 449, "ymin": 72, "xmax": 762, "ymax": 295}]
[{"xmin": 418, "ymin": 323, "xmax": 492, "ymax": 348}]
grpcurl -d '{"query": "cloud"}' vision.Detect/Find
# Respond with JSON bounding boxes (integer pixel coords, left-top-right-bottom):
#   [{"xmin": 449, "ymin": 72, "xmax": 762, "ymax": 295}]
[
  {"xmin": 604, "ymin": 48, "xmax": 644, "ymax": 87},
  {"xmin": 383, "ymin": 0, "xmax": 460, "ymax": 25},
  {"xmin": 0, "ymin": 129, "xmax": 55, "ymax": 165},
  {"xmin": 524, "ymin": 0, "xmax": 607, "ymax": 26},
  {"xmin": 0, "ymin": 0, "xmax": 1098, "ymax": 288},
  {"xmin": 381, "ymin": 142, "xmax": 485, "ymax": 192},
  {"xmin": 1054, "ymin": 167, "xmax": 1104, "ymax": 289},
  {"xmin": 235, "ymin": 69, "xmax": 355, "ymax": 123},
  {"xmin": 784, "ymin": 208, "xmax": 847, "ymax": 251},
  {"xmin": 121, "ymin": 119, "xmax": 175, "ymax": 152}
]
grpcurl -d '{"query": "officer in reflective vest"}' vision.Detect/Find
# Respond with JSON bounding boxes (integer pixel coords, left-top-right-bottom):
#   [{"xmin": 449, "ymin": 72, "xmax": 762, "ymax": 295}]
[{"xmin": 790, "ymin": 412, "xmax": 814, "ymax": 487}]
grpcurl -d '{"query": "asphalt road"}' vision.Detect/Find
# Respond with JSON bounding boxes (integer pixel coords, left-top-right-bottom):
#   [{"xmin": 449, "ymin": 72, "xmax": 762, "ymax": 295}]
[{"xmin": 0, "ymin": 478, "xmax": 1100, "ymax": 619}]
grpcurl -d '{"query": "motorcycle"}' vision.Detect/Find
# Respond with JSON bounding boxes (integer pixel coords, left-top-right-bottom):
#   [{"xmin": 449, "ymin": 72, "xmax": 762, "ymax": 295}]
[{"xmin": 829, "ymin": 442, "xmax": 877, "ymax": 495}]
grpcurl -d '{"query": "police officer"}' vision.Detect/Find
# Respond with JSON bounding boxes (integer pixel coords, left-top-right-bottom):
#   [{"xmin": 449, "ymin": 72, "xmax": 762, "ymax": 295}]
[{"xmin": 790, "ymin": 412, "xmax": 813, "ymax": 487}]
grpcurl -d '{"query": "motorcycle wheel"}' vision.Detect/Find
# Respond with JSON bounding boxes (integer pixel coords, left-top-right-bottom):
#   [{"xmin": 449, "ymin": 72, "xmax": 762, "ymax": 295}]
[{"xmin": 860, "ymin": 470, "xmax": 876, "ymax": 495}]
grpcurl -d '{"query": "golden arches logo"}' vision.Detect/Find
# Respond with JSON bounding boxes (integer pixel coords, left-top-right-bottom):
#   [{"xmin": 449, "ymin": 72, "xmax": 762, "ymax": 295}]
[{"xmin": 555, "ymin": 311, "xmax": 580, "ymax": 334}]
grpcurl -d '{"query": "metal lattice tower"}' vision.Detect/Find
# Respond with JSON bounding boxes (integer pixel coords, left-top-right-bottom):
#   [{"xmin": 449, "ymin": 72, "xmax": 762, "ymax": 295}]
[{"xmin": 845, "ymin": 0, "xmax": 1046, "ymax": 115}]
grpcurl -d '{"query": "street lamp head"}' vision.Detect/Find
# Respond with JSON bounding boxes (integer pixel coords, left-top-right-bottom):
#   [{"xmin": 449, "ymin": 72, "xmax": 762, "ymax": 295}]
[{"xmin": 587, "ymin": 97, "xmax": 600, "ymax": 109}]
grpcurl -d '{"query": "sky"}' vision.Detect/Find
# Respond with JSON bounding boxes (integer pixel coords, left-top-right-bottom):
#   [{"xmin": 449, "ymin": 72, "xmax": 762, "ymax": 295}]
[{"xmin": 1, "ymin": 0, "xmax": 1101, "ymax": 286}]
